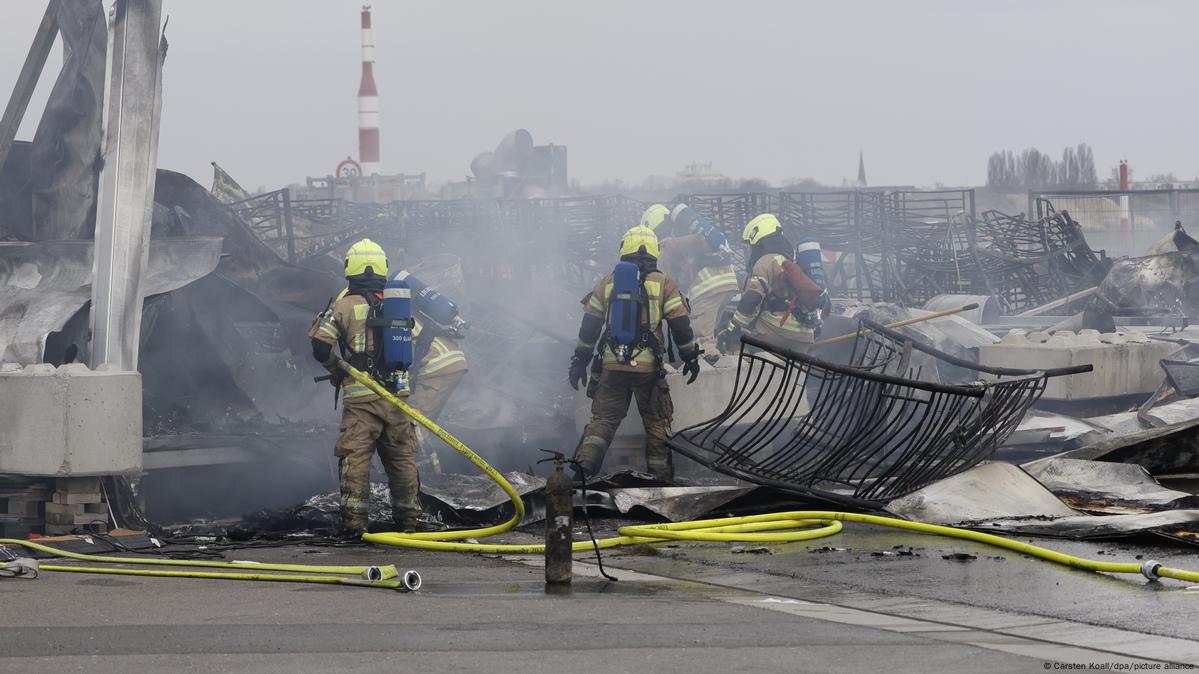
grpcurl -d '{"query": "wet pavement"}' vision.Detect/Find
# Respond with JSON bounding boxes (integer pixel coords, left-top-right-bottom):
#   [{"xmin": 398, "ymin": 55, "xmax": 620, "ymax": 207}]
[
  {"xmin": 2, "ymin": 525, "xmax": 1197, "ymax": 672},
  {"xmin": 597, "ymin": 525, "xmax": 1199, "ymax": 641}
]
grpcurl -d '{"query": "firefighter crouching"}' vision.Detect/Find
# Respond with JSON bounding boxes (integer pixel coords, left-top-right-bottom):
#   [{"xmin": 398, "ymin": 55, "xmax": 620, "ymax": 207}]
[
  {"xmin": 643, "ymin": 203, "xmax": 739, "ymax": 364},
  {"xmin": 716, "ymin": 213, "xmax": 829, "ymax": 354},
  {"xmin": 569, "ymin": 225, "xmax": 702, "ymax": 481},
  {"xmin": 309, "ymin": 238, "xmax": 422, "ymax": 536}
]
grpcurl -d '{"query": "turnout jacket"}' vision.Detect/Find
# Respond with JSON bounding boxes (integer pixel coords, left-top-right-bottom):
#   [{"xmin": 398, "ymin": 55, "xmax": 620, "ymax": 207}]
[
  {"xmin": 731, "ymin": 253, "xmax": 816, "ymax": 343},
  {"xmin": 577, "ymin": 269, "xmax": 696, "ymax": 374}
]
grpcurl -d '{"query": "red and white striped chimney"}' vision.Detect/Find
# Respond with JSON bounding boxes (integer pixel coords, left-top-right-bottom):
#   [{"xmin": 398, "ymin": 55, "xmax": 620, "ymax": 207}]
[{"xmin": 357, "ymin": 5, "xmax": 381, "ymax": 176}]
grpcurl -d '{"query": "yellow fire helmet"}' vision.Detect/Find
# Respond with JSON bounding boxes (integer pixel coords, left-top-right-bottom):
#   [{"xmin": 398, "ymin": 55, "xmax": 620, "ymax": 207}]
[
  {"xmin": 742, "ymin": 213, "xmax": 782, "ymax": 246},
  {"xmin": 618, "ymin": 225, "xmax": 661, "ymax": 259},
  {"xmin": 344, "ymin": 238, "xmax": 388, "ymax": 278},
  {"xmin": 639, "ymin": 203, "xmax": 670, "ymax": 231}
]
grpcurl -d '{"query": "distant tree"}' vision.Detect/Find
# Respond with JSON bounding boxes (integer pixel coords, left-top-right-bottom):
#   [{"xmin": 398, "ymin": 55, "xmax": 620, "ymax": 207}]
[
  {"xmin": 986, "ymin": 143, "xmax": 1098, "ymax": 190},
  {"xmin": 1061, "ymin": 146, "xmax": 1077, "ymax": 186},
  {"xmin": 1075, "ymin": 143, "xmax": 1097, "ymax": 186},
  {"xmin": 987, "ymin": 152, "xmax": 1009, "ymax": 188}
]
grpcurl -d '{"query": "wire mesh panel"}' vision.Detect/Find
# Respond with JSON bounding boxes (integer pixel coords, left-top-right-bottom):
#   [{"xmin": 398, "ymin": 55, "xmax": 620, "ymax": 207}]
[
  {"xmin": 669, "ymin": 320, "xmax": 1088, "ymax": 505},
  {"xmin": 1031, "ymin": 188, "xmax": 1199, "ymax": 257}
]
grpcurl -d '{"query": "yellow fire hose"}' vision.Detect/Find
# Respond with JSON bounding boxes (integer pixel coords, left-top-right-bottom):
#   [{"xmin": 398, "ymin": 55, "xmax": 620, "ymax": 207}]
[
  {"xmin": 347, "ymin": 362, "xmax": 1199, "ymax": 586},
  {"xmin": 0, "ymin": 530, "xmax": 422, "ymax": 591}
]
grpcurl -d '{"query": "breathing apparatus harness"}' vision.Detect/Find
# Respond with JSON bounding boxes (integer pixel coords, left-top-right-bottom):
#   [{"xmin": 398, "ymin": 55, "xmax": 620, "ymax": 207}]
[
  {"xmin": 586, "ymin": 256, "xmax": 672, "ymax": 396},
  {"xmin": 749, "ymin": 233, "xmax": 827, "ymax": 329},
  {"xmin": 315, "ymin": 274, "xmax": 415, "ymax": 406}
]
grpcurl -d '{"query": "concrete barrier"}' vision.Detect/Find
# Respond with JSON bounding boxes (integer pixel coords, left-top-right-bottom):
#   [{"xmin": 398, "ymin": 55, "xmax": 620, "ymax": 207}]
[
  {"xmin": 979, "ymin": 330, "xmax": 1172, "ymax": 400},
  {"xmin": 0, "ymin": 363, "xmax": 141, "ymax": 476}
]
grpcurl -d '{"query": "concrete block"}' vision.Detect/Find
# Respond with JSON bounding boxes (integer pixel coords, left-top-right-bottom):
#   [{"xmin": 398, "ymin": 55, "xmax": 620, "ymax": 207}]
[
  {"xmin": 84, "ymin": 502, "xmax": 108, "ymax": 514},
  {"xmin": 44, "ymin": 502, "xmax": 85, "ymax": 516},
  {"xmin": 0, "ymin": 365, "xmax": 141, "ymax": 476},
  {"xmin": 54, "ymin": 477, "xmax": 102, "ymax": 504},
  {"xmin": 46, "ymin": 509, "xmax": 103, "ymax": 527},
  {"xmin": 2, "ymin": 497, "xmax": 42, "ymax": 517},
  {"xmin": 1000, "ymin": 331, "xmax": 1027, "ymax": 344},
  {"xmin": 979, "ymin": 331, "xmax": 1174, "ymax": 401},
  {"xmin": 52, "ymin": 490, "xmax": 103, "ymax": 505},
  {"xmin": 1046, "ymin": 334, "xmax": 1073, "ymax": 347}
]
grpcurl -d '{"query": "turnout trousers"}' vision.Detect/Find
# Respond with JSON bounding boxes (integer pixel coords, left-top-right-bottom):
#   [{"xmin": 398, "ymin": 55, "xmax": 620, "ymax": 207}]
[
  {"xmin": 335, "ymin": 397, "xmax": 421, "ymax": 531},
  {"xmin": 689, "ymin": 289, "xmax": 738, "ymax": 356},
  {"xmin": 406, "ymin": 370, "xmax": 467, "ymax": 474},
  {"xmin": 573, "ymin": 369, "xmax": 675, "ymax": 480}
]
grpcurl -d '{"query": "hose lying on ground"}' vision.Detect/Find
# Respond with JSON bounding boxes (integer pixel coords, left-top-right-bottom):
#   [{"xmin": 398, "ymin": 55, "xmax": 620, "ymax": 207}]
[
  {"xmin": 0, "ymin": 537, "xmax": 422, "ymax": 591},
  {"xmin": 345, "ymin": 361, "xmax": 1199, "ymax": 586}
]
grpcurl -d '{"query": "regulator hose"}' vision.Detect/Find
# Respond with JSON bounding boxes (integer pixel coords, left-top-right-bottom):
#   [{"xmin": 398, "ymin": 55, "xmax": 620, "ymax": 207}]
[{"xmin": 345, "ymin": 362, "xmax": 1199, "ymax": 586}]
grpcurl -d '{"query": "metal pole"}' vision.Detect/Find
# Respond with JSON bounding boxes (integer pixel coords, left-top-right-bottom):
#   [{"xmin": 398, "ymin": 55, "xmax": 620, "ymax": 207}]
[
  {"xmin": 89, "ymin": 0, "xmax": 164, "ymax": 371},
  {"xmin": 282, "ymin": 188, "xmax": 296, "ymax": 264},
  {"xmin": 0, "ymin": 1, "xmax": 59, "ymax": 173}
]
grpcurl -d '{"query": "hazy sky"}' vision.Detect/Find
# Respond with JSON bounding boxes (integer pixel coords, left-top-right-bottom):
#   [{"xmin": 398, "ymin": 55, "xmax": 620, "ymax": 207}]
[{"xmin": 2, "ymin": 0, "xmax": 1196, "ymax": 191}]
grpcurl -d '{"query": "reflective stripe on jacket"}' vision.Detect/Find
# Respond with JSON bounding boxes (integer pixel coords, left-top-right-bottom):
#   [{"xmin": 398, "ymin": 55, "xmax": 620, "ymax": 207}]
[
  {"xmin": 309, "ymin": 294, "xmax": 380, "ymax": 401},
  {"xmin": 688, "ymin": 263, "xmax": 738, "ymax": 303},
  {"xmin": 413, "ymin": 318, "xmax": 468, "ymax": 378}
]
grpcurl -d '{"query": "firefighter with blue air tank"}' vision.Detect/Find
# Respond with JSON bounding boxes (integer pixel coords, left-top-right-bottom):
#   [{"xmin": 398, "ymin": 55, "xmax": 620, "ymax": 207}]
[
  {"xmin": 642, "ymin": 203, "xmax": 739, "ymax": 362},
  {"xmin": 569, "ymin": 225, "xmax": 702, "ymax": 481},
  {"xmin": 308, "ymin": 238, "xmax": 422, "ymax": 536}
]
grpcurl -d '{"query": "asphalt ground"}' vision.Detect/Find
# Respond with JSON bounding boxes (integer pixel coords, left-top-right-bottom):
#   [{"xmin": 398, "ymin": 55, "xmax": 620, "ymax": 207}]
[{"xmin": 3, "ymin": 522, "xmax": 1197, "ymax": 672}]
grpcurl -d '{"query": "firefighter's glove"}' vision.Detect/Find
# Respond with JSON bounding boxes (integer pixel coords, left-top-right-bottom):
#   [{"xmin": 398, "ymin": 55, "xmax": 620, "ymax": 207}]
[
  {"xmin": 682, "ymin": 357, "xmax": 701, "ymax": 384},
  {"xmin": 450, "ymin": 316, "xmax": 470, "ymax": 338},
  {"xmin": 569, "ymin": 349, "xmax": 591, "ymax": 391},
  {"xmin": 715, "ymin": 323, "xmax": 741, "ymax": 355},
  {"xmin": 328, "ymin": 369, "xmax": 346, "ymax": 388}
]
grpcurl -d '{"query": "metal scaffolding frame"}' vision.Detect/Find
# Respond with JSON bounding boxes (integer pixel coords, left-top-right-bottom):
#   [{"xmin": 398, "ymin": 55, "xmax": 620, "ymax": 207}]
[{"xmin": 233, "ymin": 186, "xmax": 1109, "ymax": 310}]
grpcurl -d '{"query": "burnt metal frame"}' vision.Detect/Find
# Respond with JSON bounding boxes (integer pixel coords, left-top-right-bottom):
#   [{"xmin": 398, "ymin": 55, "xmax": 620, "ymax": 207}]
[
  {"xmin": 668, "ymin": 320, "xmax": 1090, "ymax": 506},
  {"xmin": 233, "ymin": 186, "xmax": 1109, "ymax": 311}
]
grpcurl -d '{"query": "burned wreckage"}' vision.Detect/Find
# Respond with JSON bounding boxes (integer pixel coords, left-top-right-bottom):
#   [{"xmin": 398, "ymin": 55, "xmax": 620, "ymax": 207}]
[{"xmin": 7, "ymin": 140, "xmax": 1199, "ymax": 538}]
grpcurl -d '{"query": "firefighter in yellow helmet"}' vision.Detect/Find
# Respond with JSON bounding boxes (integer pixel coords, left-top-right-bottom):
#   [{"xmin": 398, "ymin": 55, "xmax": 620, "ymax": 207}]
[
  {"xmin": 643, "ymin": 203, "xmax": 739, "ymax": 363},
  {"xmin": 568, "ymin": 225, "xmax": 701, "ymax": 480},
  {"xmin": 715, "ymin": 213, "xmax": 829, "ymax": 354},
  {"xmin": 308, "ymin": 238, "xmax": 422, "ymax": 535}
]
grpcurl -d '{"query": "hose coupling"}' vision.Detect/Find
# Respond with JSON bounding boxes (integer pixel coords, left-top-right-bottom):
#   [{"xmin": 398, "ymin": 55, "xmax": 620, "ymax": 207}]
[
  {"xmin": 1140, "ymin": 560, "xmax": 1163, "ymax": 580},
  {"xmin": 363, "ymin": 566, "xmax": 383, "ymax": 581},
  {"xmin": 402, "ymin": 570, "xmax": 422, "ymax": 591}
]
